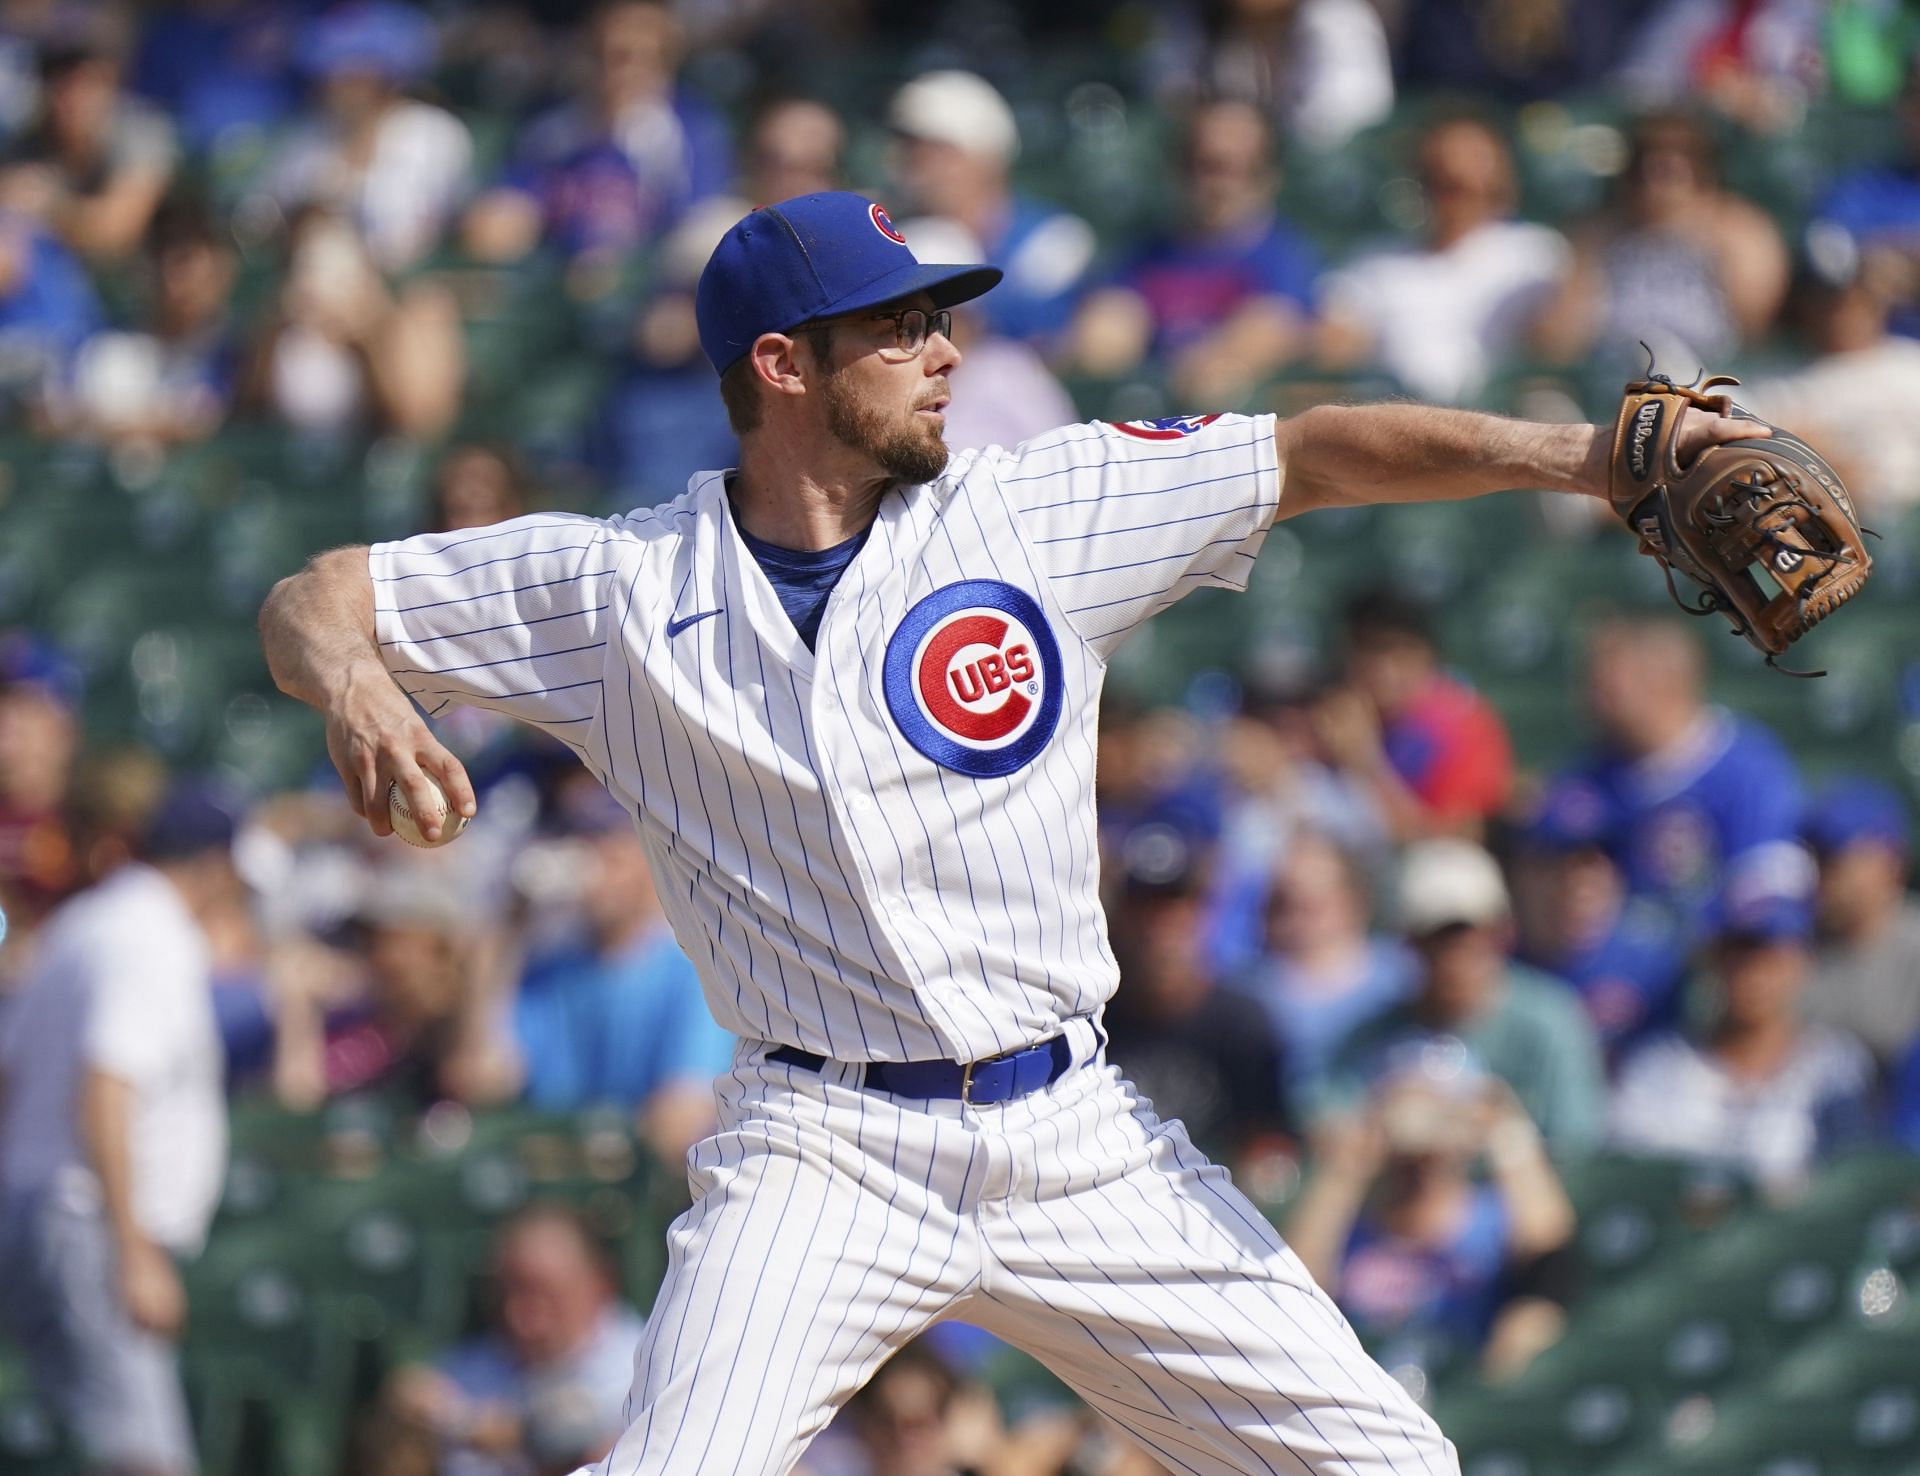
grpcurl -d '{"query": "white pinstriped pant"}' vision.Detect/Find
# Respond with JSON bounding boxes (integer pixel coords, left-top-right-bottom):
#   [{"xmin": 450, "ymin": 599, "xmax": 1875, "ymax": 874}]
[{"xmin": 588, "ymin": 1035, "xmax": 1459, "ymax": 1476}]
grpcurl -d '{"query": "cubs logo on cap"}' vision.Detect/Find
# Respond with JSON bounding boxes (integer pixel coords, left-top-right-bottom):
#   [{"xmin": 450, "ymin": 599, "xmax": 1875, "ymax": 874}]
[
  {"xmin": 883, "ymin": 580, "xmax": 1063, "ymax": 778},
  {"xmin": 869, "ymin": 202, "xmax": 908, "ymax": 244},
  {"xmin": 1108, "ymin": 414, "xmax": 1224, "ymax": 442}
]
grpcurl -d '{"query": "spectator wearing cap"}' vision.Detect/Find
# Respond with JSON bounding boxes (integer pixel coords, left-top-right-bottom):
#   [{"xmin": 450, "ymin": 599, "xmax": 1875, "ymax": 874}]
[
  {"xmin": 1067, "ymin": 98, "xmax": 1318, "ymax": 409},
  {"xmin": 0, "ymin": 632, "xmax": 82, "ymax": 939},
  {"xmin": 1553, "ymin": 614, "xmax": 1808, "ymax": 943},
  {"xmin": 1314, "ymin": 588, "xmax": 1513, "ymax": 841},
  {"xmin": 370, "ymin": 1203, "xmax": 646, "ymax": 1476},
  {"xmin": 463, "ymin": 0, "xmax": 730, "ymax": 264},
  {"xmin": 1742, "ymin": 261, "xmax": 1920, "ymax": 517},
  {"xmin": 1513, "ymin": 780, "xmax": 1688, "ymax": 1068},
  {"xmin": 1102, "ymin": 827, "xmax": 1292, "ymax": 1171},
  {"xmin": 1802, "ymin": 779, "xmax": 1920, "ymax": 1067},
  {"xmin": 1233, "ymin": 830, "xmax": 1413, "ymax": 1119},
  {"xmin": 1286, "ymin": 1047, "xmax": 1576, "ymax": 1385},
  {"xmin": 510, "ymin": 777, "xmax": 734, "ymax": 1165},
  {"xmin": 1315, "ymin": 839, "xmax": 1607, "ymax": 1152},
  {"xmin": 7, "ymin": 27, "xmax": 177, "ymax": 262},
  {"xmin": 0, "ymin": 779, "xmax": 237, "ymax": 1476},
  {"xmin": 271, "ymin": 861, "xmax": 521, "ymax": 1110},
  {"xmin": 1608, "ymin": 889, "xmax": 1876, "ymax": 1195},
  {"xmin": 887, "ymin": 69, "xmax": 1095, "ymax": 346},
  {"xmin": 1315, "ymin": 114, "xmax": 1568, "ymax": 403},
  {"xmin": 264, "ymin": 0, "xmax": 473, "ymax": 273}
]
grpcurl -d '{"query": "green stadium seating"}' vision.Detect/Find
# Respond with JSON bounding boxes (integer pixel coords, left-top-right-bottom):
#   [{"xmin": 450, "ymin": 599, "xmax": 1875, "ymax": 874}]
[
  {"xmin": 1443, "ymin": 1377, "xmax": 1659, "ymax": 1476},
  {"xmin": 1560, "ymin": 1155, "xmax": 1749, "ymax": 1292}
]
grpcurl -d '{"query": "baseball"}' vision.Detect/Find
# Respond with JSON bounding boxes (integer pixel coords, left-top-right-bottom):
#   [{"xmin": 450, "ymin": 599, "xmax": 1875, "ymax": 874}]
[{"xmin": 387, "ymin": 777, "xmax": 469, "ymax": 848}]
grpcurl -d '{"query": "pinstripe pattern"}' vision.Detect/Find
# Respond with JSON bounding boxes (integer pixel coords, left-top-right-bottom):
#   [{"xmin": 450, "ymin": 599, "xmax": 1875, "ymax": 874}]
[
  {"xmin": 371, "ymin": 416, "xmax": 1454, "ymax": 1475},
  {"xmin": 368, "ymin": 416, "xmax": 1280, "ymax": 1062},
  {"xmin": 591, "ymin": 1047, "xmax": 1455, "ymax": 1476}
]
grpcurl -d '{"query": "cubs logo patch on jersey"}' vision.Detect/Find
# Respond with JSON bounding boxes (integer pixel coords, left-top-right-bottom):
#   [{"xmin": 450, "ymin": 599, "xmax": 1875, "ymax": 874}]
[
  {"xmin": 883, "ymin": 580, "xmax": 1063, "ymax": 778},
  {"xmin": 1107, "ymin": 414, "xmax": 1225, "ymax": 441}
]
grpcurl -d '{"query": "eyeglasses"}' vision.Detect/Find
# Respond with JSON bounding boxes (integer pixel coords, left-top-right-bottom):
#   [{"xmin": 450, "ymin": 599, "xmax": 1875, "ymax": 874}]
[{"xmin": 815, "ymin": 307, "xmax": 952, "ymax": 360}]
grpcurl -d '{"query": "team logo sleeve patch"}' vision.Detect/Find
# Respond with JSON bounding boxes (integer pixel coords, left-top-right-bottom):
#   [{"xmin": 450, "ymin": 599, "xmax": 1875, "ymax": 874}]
[
  {"xmin": 1105, "ymin": 413, "xmax": 1225, "ymax": 441},
  {"xmin": 883, "ymin": 580, "xmax": 1064, "ymax": 778}
]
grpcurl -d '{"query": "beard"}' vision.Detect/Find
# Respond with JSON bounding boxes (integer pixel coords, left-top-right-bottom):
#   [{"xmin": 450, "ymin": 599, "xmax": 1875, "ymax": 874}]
[{"xmin": 820, "ymin": 368, "xmax": 951, "ymax": 486}]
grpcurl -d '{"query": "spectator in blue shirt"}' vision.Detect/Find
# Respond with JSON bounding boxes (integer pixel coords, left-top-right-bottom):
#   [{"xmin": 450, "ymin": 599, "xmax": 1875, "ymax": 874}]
[
  {"xmin": 1891, "ymin": 1036, "xmax": 1920, "ymax": 1151},
  {"xmin": 1552, "ymin": 614, "xmax": 1809, "ymax": 943},
  {"xmin": 886, "ymin": 70, "xmax": 1095, "ymax": 346},
  {"xmin": 1513, "ymin": 779, "xmax": 1688, "ymax": 1068},
  {"xmin": 134, "ymin": 2, "xmax": 300, "ymax": 156},
  {"xmin": 464, "ymin": 0, "xmax": 730, "ymax": 264},
  {"xmin": 589, "ymin": 201, "xmax": 738, "ymax": 508},
  {"xmin": 1233, "ymin": 830, "xmax": 1413, "ymax": 1118},
  {"xmin": 1811, "ymin": 58, "xmax": 1920, "ymax": 338},
  {"xmin": 0, "ymin": 183, "xmax": 99, "ymax": 416},
  {"xmin": 1069, "ymin": 98, "xmax": 1317, "ymax": 406},
  {"xmin": 512, "ymin": 776, "xmax": 734, "ymax": 1163}
]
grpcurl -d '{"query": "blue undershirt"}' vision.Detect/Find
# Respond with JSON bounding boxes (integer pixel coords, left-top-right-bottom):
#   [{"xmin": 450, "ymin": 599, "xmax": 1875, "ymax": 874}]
[{"xmin": 734, "ymin": 514, "xmax": 870, "ymax": 650}]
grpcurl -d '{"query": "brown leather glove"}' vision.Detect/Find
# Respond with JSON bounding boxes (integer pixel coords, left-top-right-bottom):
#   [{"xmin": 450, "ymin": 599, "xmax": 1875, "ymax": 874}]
[{"xmin": 1609, "ymin": 367, "xmax": 1871, "ymax": 670}]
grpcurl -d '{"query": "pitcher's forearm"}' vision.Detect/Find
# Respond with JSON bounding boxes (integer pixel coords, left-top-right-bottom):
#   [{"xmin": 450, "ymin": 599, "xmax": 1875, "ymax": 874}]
[
  {"xmin": 259, "ymin": 545, "xmax": 385, "ymax": 708},
  {"xmin": 1275, "ymin": 403, "xmax": 1607, "ymax": 519}
]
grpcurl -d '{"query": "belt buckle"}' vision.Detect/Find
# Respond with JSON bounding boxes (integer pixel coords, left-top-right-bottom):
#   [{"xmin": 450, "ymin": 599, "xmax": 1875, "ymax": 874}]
[{"xmin": 959, "ymin": 1058, "xmax": 977, "ymax": 1105}]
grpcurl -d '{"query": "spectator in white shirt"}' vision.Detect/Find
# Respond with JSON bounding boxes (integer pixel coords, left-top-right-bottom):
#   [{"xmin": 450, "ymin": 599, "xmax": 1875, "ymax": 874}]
[
  {"xmin": 0, "ymin": 780, "xmax": 236, "ymax": 1476},
  {"xmin": 1609, "ymin": 889, "xmax": 1877, "ymax": 1197},
  {"xmin": 1316, "ymin": 115, "xmax": 1569, "ymax": 403},
  {"xmin": 1743, "ymin": 261, "xmax": 1920, "ymax": 517},
  {"xmin": 264, "ymin": 1, "xmax": 472, "ymax": 274}
]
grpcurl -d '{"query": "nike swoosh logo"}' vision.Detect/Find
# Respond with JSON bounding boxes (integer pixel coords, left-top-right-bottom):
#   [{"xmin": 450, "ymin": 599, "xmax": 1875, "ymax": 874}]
[{"xmin": 666, "ymin": 608, "xmax": 724, "ymax": 638}]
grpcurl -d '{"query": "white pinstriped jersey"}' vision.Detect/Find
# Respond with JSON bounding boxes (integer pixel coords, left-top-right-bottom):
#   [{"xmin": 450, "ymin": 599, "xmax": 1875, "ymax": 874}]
[{"xmin": 371, "ymin": 413, "xmax": 1280, "ymax": 1062}]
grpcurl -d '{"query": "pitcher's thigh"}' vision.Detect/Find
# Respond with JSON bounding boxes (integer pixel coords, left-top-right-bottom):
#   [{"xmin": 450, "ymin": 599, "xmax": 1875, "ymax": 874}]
[
  {"xmin": 594, "ymin": 1087, "xmax": 978, "ymax": 1476},
  {"xmin": 976, "ymin": 1092, "xmax": 1456, "ymax": 1475}
]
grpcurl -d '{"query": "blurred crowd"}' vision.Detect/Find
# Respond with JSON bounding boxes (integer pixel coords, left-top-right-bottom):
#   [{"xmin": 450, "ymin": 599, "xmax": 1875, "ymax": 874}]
[{"xmin": 2, "ymin": 1, "xmax": 1920, "ymax": 1475}]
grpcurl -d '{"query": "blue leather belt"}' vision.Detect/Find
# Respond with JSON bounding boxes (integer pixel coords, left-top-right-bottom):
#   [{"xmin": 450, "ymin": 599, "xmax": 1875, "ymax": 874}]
[{"xmin": 769, "ymin": 1033, "xmax": 1075, "ymax": 1105}]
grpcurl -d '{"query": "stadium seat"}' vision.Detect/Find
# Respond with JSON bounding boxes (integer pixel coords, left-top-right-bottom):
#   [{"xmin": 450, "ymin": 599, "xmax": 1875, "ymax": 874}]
[
  {"xmin": 1559, "ymin": 1155, "xmax": 1749, "ymax": 1293},
  {"xmin": 0, "ymin": 1390, "xmax": 77, "ymax": 1476},
  {"xmin": 1441, "ymin": 1377, "xmax": 1658, "ymax": 1476}
]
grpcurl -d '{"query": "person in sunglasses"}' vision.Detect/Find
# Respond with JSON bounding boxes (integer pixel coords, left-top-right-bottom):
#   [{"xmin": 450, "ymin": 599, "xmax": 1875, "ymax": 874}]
[{"xmin": 261, "ymin": 189, "xmax": 1763, "ymax": 1476}]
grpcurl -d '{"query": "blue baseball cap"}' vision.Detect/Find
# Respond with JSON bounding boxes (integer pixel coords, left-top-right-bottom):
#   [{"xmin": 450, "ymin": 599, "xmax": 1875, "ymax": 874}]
[
  {"xmin": 1716, "ymin": 890, "xmax": 1813, "ymax": 946},
  {"xmin": 1803, "ymin": 778, "xmax": 1910, "ymax": 856},
  {"xmin": 0, "ymin": 629, "xmax": 80, "ymax": 709},
  {"xmin": 695, "ymin": 192, "xmax": 1002, "ymax": 375},
  {"xmin": 304, "ymin": 2, "xmax": 436, "ymax": 84},
  {"xmin": 1523, "ymin": 779, "xmax": 1614, "ymax": 855},
  {"xmin": 141, "ymin": 779, "xmax": 238, "ymax": 862}
]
